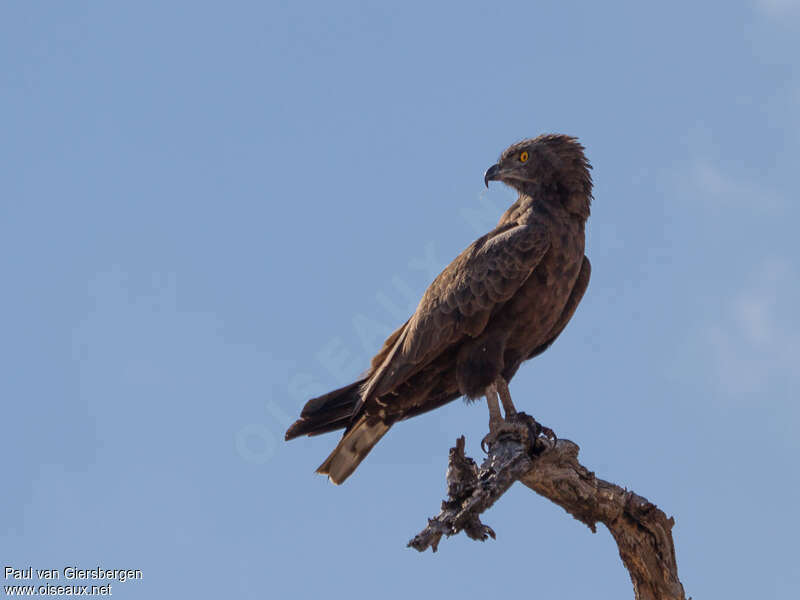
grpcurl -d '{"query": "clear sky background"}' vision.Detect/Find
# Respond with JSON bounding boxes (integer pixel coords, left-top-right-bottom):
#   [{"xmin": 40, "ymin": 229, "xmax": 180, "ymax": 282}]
[{"xmin": 2, "ymin": 1, "xmax": 799, "ymax": 598}]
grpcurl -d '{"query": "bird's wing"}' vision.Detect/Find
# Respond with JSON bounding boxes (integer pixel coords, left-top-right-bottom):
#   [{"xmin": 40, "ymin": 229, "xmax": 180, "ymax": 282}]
[{"xmin": 362, "ymin": 221, "xmax": 550, "ymax": 402}]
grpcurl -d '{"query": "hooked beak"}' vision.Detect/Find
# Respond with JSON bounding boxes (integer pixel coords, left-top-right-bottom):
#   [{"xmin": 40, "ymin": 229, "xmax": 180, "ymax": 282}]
[{"xmin": 484, "ymin": 163, "xmax": 501, "ymax": 188}]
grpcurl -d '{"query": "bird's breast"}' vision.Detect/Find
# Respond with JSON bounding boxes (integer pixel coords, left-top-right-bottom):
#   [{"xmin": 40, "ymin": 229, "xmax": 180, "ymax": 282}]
[{"xmin": 503, "ymin": 223, "xmax": 584, "ymax": 351}]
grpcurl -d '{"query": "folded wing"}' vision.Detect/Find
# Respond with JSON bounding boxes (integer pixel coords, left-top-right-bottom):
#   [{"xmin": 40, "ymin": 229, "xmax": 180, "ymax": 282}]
[{"xmin": 362, "ymin": 221, "xmax": 551, "ymax": 403}]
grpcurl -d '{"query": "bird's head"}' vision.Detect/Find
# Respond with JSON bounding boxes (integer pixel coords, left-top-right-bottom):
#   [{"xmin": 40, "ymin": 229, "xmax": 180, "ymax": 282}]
[{"xmin": 484, "ymin": 134, "xmax": 593, "ymax": 219}]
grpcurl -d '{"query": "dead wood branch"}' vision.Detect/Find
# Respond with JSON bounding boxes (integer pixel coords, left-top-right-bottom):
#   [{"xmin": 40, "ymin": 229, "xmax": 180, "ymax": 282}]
[{"xmin": 408, "ymin": 414, "xmax": 686, "ymax": 600}]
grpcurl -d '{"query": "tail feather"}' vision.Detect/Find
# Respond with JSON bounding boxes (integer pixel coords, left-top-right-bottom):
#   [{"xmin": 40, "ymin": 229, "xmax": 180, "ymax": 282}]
[
  {"xmin": 315, "ymin": 415, "xmax": 391, "ymax": 485},
  {"xmin": 285, "ymin": 380, "xmax": 364, "ymax": 440},
  {"xmin": 285, "ymin": 378, "xmax": 392, "ymax": 484}
]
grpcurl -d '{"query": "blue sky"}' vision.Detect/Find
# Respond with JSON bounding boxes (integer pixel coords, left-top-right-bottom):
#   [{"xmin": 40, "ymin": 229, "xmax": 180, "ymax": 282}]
[{"xmin": 2, "ymin": 1, "xmax": 799, "ymax": 598}]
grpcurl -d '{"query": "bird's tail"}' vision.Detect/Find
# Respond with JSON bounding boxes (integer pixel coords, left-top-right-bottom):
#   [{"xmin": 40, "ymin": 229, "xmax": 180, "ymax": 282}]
[
  {"xmin": 285, "ymin": 380, "xmax": 364, "ymax": 440},
  {"xmin": 284, "ymin": 379, "xmax": 391, "ymax": 484},
  {"xmin": 315, "ymin": 415, "xmax": 390, "ymax": 485}
]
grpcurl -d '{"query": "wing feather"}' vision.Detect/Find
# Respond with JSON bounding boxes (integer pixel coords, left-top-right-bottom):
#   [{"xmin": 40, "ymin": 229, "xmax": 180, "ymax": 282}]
[{"xmin": 366, "ymin": 221, "xmax": 550, "ymax": 399}]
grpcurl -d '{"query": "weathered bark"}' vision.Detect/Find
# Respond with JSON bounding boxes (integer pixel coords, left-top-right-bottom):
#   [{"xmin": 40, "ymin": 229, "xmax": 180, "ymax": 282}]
[{"xmin": 408, "ymin": 414, "xmax": 685, "ymax": 600}]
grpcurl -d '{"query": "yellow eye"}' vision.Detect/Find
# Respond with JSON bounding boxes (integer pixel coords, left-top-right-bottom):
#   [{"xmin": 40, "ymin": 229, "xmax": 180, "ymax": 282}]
[{"xmin": 519, "ymin": 151, "xmax": 529, "ymax": 163}]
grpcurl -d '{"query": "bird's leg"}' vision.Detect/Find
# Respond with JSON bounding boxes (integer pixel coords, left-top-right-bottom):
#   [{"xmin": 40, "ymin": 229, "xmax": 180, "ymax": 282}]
[
  {"xmin": 481, "ymin": 381, "xmax": 528, "ymax": 453},
  {"xmin": 496, "ymin": 377, "xmax": 517, "ymax": 417},
  {"xmin": 485, "ymin": 383, "xmax": 503, "ymax": 432},
  {"xmin": 481, "ymin": 376, "xmax": 556, "ymax": 452}
]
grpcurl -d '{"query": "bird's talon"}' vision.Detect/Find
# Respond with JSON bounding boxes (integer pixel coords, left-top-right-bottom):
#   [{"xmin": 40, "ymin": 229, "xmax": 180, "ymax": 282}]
[
  {"xmin": 481, "ymin": 421, "xmax": 530, "ymax": 453},
  {"xmin": 542, "ymin": 425, "xmax": 557, "ymax": 445}
]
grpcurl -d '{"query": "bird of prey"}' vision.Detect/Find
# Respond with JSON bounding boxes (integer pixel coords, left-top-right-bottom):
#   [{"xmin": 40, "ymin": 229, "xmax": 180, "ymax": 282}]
[{"xmin": 286, "ymin": 134, "xmax": 593, "ymax": 484}]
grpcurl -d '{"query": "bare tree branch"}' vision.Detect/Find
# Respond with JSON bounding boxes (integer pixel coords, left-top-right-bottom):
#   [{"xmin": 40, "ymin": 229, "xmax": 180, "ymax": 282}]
[{"xmin": 408, "ymin": 414, "xmax": 686, "ymax": 600}]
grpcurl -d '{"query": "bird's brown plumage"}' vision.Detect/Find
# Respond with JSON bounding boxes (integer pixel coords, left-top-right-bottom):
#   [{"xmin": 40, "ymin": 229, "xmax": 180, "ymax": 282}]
[{"xmin": 286, "ymin": 134, "xmax": 593, "ymax": 484}]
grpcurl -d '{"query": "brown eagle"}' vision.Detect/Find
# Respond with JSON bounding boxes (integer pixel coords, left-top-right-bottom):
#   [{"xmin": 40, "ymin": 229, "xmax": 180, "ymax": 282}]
[{"xmin": 286, "ymin": 134, "xmax": 593, "ymax": 484}]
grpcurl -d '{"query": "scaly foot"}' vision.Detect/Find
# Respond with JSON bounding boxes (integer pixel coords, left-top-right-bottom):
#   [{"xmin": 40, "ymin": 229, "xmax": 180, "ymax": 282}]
[
  {"xmin": 480, "ymin": 419, "xmax": 530, "ymax": 453},
  {"xmin": 480, "ymin": 412, "xmax": 557, "ymax": 454}
]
